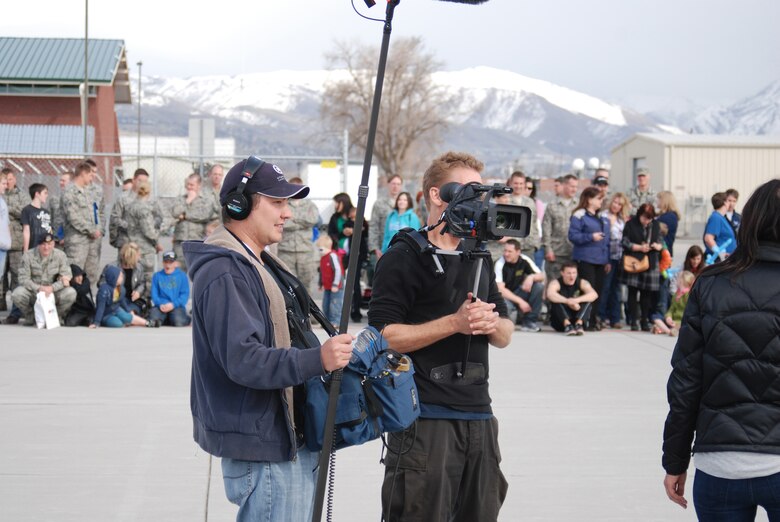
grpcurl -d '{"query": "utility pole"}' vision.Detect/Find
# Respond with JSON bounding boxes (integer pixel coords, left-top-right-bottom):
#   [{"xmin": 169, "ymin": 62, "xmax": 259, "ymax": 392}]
[{"xmin": 137, "ymin": 61, "xmax": 143, "ymax": 159}]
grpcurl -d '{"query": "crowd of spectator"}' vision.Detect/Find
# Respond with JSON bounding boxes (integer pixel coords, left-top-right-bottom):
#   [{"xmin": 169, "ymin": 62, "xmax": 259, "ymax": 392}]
[
  {"xmin": 0, "ymin": 160, "xmax": 749, "ymax": 335},
  {"xmin": 0, "ymin": 161, "xmax": 218, "ymax": 328}
]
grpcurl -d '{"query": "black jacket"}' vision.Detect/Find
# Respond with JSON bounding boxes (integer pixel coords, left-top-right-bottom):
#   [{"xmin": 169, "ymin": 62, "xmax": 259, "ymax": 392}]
[
  {"xmin": 662, "ymin": 242, "xmax": 780, "ymax": 475},
  {"xmin": 621, "ymin": 217, "xmax": 661, "ymax": 268}
]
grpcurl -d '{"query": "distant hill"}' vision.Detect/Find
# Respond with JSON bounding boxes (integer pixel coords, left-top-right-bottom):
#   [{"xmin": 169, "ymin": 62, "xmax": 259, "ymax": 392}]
[{"xmin": 116, "ymin": 68, "xmax": 779, "ymax": 175}]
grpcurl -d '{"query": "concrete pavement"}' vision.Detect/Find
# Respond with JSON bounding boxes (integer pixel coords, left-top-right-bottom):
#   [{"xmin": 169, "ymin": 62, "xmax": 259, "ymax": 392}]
[{"xmin": 0, "ymin": 322, "xmax": 769, "ymax": 521}]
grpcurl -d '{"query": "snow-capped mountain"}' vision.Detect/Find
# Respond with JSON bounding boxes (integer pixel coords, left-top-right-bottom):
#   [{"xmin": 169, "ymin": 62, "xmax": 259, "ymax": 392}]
[
  {"xmin": 121, "ymin": 67, "xmax": 766, "ymax": 172},
  {"xmin": 693, "ymin": 80, "xmax": 780, "ymax": 135}
]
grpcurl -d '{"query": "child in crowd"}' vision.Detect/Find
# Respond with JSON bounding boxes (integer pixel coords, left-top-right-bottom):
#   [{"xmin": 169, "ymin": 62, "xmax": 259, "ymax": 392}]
[
  {"xmin": 683, "ymin": 245, "xmax": 704, "ymax": 277},
  {"xmin": 149, "ymin": 251, "xmax": 191, "ymax": 326},
  {"xmin": 91, "ymin": 265, "xmax": 158, "ymax": 328},
  {"xmin": 21, "ymin": 183, "xmax": 52, "ymax": 252},
  {"xmin": 651, "ymin": 270, "xmax": 695, "ymax": 336},
  {"xmin": 64, "ymin": 264, "xmax": 95, "ymax": 327},
  {"xmin": 319, "ymin": 235, "xmax": 345, "ymax": 326}
]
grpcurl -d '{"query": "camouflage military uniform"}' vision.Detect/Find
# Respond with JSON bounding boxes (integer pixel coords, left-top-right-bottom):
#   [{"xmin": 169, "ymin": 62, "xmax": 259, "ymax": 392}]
[
  {"xmin": 126, "ymin": 196, "xmax": 160, "ymax": 288},
  {"xmin": 510, "ymin": 194, "xmax": 541, "ymax": 253},
  {"xmin": 12, "ymin": 247, "xmax": 76, "ymax": 320},
  {"xmin": 277, "ymin": 198, "xmax": 320, "ymax": 292},
  {"xmin": 62, "ymin": 183, "xmax": 102, "ymax": 284},
  {"xmin": 368, "ymin": 196, "xmax": 395, "ymax": 255},
  {"xmin": 109, "ymin": 190, "xmax": 135, "ymax": 251},
  {"xmin": 48, "ymin": 192, "xmax": 65, "ymax": 242},
  {"xmin": 627, "ymin": 187, "xmax": 657, "ymax": 211},
  {"xmin": 171, "ymin": 193, "xmax": 218, "ymax": 272},
  {"xmin": 3, "ymin": 186, "xmax": 31, "ymax": 296},
  {"xmin": 200, "ymin": 184, "xmax": 222, "ymax": 232},
  {"xmin": 541, "ymin": 196, "xmax": 576, "ymax": 282}
]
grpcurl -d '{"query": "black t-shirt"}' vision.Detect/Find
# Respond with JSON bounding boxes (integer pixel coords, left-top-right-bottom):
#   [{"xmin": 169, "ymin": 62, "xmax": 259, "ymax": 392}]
[
  {"xmin": 557, "ymin": 276, "xmax": 583, "ymax": 299},
  {"xmin": 368, "ymin": 231, "xmax": 509, "ymax": 413},
  {"xmin": 501, "ymin": 258, "xmax": 536, "ymax": 292},
  {"xmin": 20, "ymin": 205, "xmax": 52, "ymax": 249}
]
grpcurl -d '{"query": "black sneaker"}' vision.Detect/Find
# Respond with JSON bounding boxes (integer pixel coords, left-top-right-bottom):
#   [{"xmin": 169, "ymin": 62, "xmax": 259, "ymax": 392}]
[
  {"xmin": 4, "ymin": 315, "xmax": 20, "ymax": 325},
  {"xmin": 564, "ymin": 324, "xmax": 577, "ymax": 336},
  {"xmin": 575, "ymin": 323, "xmax": 585, "ymax": 336},
  {"xmin": 630, "ymin": 322, "xmax": 640, "ymax": 331}
]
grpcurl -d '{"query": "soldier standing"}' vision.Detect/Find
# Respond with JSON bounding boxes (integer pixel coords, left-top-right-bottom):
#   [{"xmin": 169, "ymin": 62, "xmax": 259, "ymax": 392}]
[
  {"xmin": 627, "ymin": 168, "xmax": 656, "ymax": 210},
  {"xmin": 49, "ymin": 171, "xmax": 72, "ymax": 247},
  {"xmin": 2, "ymin": 167, "xmax": 31, "ymax": 319},
  {"xmin": 542, "ymin": 173, "xmax": 578, "ymax": 283},
  {"xmin": 85, "ymin": 159, "xmax": 106, "ymax": 263},
  {"xmin": 171, "ymin": 174, "xmax": 217, "ymax": 273},
  {"xmin": 277, "ymin": 176, "xmax": 320, "ymax": 292},
  {"xmin": 126, "ymin": 181, "xmax": 162, "ymax": 290},
  {"xmin": 201, "ymin": 164, "xmax": 224, "ymax": 236},
  {"xmin": 109, "ymin": 168, "xmax": 149, "ymax": 254},
  {"xmin": 368, "ymin": 174, "xmax": 403, "ymax": 261},
  {"xmin": 508, "ymin": 170, "xmax": 541, "ymax": 255},
  {"xmin": 62, "ymin": 162, "xmax": 103, "ymax": 284}
]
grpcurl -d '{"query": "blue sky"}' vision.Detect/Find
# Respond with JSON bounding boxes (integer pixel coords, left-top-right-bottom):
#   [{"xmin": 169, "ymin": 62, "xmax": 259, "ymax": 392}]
[{"xmin": 3, "ymin": 0, "xmax": 778, "ymax": 108}]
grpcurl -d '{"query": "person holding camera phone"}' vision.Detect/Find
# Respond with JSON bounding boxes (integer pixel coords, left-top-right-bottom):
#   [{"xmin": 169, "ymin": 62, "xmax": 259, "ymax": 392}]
[{"xmin": 369, "ymin": 151, "xmax": 513, "ymax": 521}]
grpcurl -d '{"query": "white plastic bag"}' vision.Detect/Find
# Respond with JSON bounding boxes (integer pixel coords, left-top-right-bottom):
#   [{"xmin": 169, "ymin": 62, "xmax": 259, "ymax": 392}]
[{"xmin": 34, "ymin": 291, "xmax": 60, "ymax": 330}]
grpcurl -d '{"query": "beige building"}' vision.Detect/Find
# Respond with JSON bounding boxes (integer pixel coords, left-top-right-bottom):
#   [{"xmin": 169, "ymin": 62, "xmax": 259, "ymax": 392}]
[{"xmin": 610, "ymin": 133, "xmax": 780, "ymax": 235}]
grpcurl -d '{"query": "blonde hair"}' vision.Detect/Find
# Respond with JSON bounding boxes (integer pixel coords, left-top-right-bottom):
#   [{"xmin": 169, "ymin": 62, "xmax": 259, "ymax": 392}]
[
  {"xmin": 136, "ymin": 181, "xmax": 151, "ymax": 197},
  {"xmin": 657, "ymin": 191, "xmax": 681, "ymax": 218},
  {"xmin": 678, "ymin": 270, "xmax": 695, "ymax": 289},
  {"xmin": 422, "ymin": 151, "xmax": 484, "ymax": 208},
  {"xmin": 119, "ymin": 242, "xmax": 141, "ymax": 268},
  {"xmin": 609, "ymin": 192, "xmax": 631, "ymax": 222}
]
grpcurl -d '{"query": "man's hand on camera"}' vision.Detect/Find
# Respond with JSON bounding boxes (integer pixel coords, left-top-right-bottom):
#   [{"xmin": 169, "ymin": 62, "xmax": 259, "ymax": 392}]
[
  {"xmin": 454, "ymin": 292, "xmax": 499, "ymax": 336},
  {"xmin": 321, "ymin": 333, "xmax": 355, "ymax": 372}
]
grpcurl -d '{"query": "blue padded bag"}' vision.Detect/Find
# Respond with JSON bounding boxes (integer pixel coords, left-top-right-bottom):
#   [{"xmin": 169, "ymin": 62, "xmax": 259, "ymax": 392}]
[{"xmin": 304, "ymin": 326, "xmax": 420, "ymax": 451}]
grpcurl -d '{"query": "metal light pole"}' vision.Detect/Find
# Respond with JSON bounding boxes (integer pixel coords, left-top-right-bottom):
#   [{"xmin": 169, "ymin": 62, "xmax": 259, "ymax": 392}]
[
  {"xmin": 137, "ymin": 61, "xmax": 143, "ymax": 160},
  {"xmin": 83, "ymin": 0, "xmax": 89, "ymax": 155}
]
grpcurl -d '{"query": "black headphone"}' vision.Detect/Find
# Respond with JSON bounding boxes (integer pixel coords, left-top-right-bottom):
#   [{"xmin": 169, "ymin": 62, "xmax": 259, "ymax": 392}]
[{"xmin": 224, "ymin": 156, "xmax": 266, "ymax": 220}]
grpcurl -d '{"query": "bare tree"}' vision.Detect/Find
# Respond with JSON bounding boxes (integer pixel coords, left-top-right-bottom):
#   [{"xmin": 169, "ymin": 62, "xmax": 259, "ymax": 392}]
[{"xmin": 320, "ymin": 37, "xmax": 455, "ymax": 181}]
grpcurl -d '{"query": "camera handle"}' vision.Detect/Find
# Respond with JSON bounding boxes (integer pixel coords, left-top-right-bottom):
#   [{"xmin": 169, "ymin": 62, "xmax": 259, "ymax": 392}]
[{"xmin": 425, "ymin": 245, "xmax": 490, "ymax": 378}]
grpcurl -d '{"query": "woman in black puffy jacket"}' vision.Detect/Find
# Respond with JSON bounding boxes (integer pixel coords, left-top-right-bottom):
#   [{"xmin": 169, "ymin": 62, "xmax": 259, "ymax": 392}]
[{"xmin": 662, "ymin": 179, "xmax": 780, "ymax": 520}]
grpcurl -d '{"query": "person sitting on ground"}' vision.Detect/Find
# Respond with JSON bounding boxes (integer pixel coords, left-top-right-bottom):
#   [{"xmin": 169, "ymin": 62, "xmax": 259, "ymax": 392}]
[
  {"xmin": 91, "ymin": 265, "xmax": 156, "ymax": 328},
  {"xmin": 12, "ymin": 233, "xmax": 76, "ymax": 325},
  {"xmin": 651, "ymin": 270, "xmax": 695, "ymax": 336},
  {"xmin": 64, "ymin": 264, "xmax": 95, "ymax": 327},
  {"xmin": 545, "ymin": 260, "xmax": 598, "ymax": 336},
  {"xmin": 494, "ymin": 238, "xmax": 545, "ymax": 332},
  {"xmin": 683, "ymin": 245, "xmax": 704, "ymax": 278},
  {"xmin": 98, "ymin": 242, "xmax": 148, "ymax": 314},
  {"xmin": 149, "ymin": 251, "xmax": 191, "ymax": 326}
]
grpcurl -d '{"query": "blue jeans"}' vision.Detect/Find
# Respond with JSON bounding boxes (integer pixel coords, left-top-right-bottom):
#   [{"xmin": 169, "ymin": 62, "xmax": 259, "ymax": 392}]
[
  {"xmin": 505, "ymin": 282, "xmax": 544, "ymax": 324},
  {"xmin": 599, "ymin": 259, "xmax": 623, "ymax": 325},
  {"xmin": 534, "ymin": 248, "xmax": 545, "ymax": 272},
  {"xmin": 149, "ymin": 306, "xmax": 191, "ymax": 326},
  {"xmin": 102, "ymin": 308, "xmax": 133, "ymax": 328},
  {"xmin": 322, "ymin": 288, "xmax": 344, "ymax": 324},
  {"xmin": 694, "ymin": 469, "xmax": 780, "ymax": 521},
  {"xmin": 221, "ymin": 447, "xmax": 319, "ymax": 522},
  {"xmin": 0, "ymin": 249, "xmax": 6, "ymax": 282}
]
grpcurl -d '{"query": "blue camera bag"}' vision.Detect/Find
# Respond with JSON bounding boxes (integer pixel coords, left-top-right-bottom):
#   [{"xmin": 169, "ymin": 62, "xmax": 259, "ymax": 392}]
[{"xmin": 304, "ymin": 326, "xmax": 420, "ymax": 451}]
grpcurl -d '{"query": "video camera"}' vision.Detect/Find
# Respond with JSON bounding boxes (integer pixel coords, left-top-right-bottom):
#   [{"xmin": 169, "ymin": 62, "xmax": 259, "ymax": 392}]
[{"xmin": 438, "ymin": 182, "xmax": 531, "ymax": 243}]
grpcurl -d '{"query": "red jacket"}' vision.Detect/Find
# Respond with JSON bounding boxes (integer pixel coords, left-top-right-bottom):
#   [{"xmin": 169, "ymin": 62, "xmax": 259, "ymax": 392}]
[{"xmin": 319, "ymin": 249, "xmax": 345, "ymax": 290}]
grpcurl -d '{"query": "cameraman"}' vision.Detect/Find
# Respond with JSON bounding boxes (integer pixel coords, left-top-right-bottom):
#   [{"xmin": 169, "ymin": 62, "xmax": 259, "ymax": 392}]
[{"xmin": 369, "ymin": 151, "xmax": 512, "ymax": 521}]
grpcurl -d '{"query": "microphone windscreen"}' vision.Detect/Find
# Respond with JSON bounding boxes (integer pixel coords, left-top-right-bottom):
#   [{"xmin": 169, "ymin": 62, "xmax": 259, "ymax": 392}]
[{"xmin": 439, "ymin": 182, "xmax": 462, "ymax": 203}]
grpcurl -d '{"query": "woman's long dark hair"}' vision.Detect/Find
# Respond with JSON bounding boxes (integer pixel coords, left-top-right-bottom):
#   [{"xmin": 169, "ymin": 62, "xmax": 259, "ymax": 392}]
[
  {"xmin": 702, "ymin": 178, "xmax": 780, "ymax": 277},
  {"xmin": 332, "ymin": 192, "xmax": 353, "ymax": 217}
]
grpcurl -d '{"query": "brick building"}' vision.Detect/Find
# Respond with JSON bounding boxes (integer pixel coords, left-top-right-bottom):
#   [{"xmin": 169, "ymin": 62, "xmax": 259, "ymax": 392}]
[{"xmin": 0, "ymin": 37, "xmax": 131, "ymax": 185}]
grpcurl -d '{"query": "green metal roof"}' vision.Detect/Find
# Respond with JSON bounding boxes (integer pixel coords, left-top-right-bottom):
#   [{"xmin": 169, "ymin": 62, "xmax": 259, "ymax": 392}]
[{"xmin": 0, "ymin": 37, "xmax": 125, "ymax": 84}]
